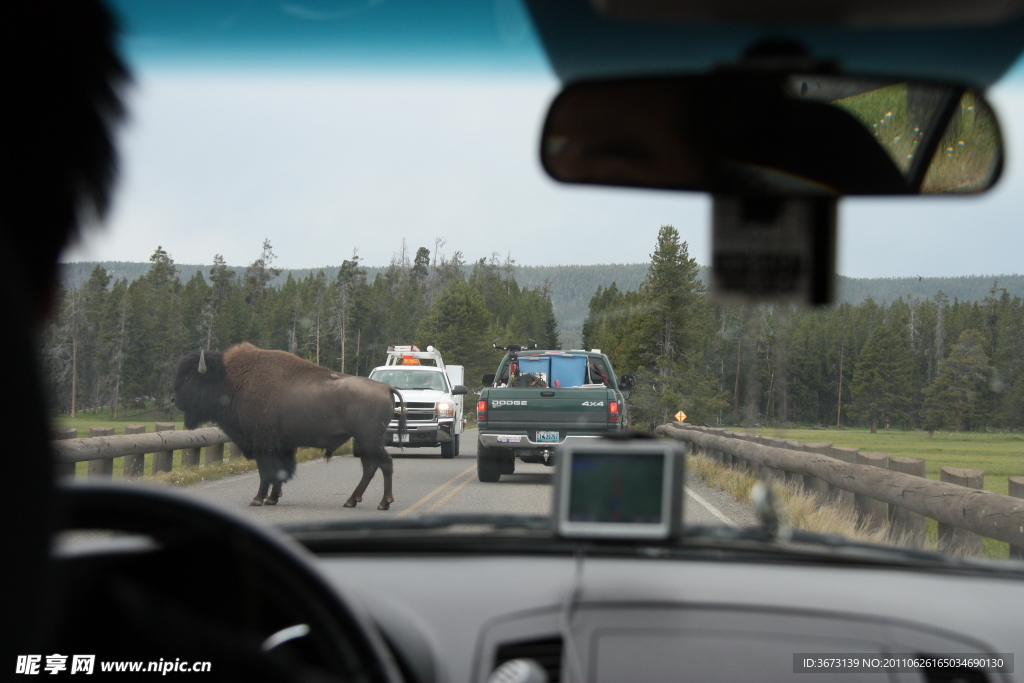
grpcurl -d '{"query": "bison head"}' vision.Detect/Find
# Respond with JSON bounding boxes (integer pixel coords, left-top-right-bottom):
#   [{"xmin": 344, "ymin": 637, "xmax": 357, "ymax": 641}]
[{"xmin": 173, "ymin": 349, "xmax": 229, "ymax": 430}]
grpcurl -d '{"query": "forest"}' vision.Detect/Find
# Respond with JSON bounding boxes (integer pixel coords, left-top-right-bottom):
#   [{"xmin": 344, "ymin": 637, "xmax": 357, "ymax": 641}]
[
  {"xmin": 582, "ymin": 227, "xmax": 1024, "ymax": 432},
  {"xmin": 45, "ymin": 230, "xmax": 1024, "ymax": 435},
  {"xmin": 59, "ymin": 261, "xmax": 1024, "ymax": 351},
  {"xmin": 43, "ymin": 240, "xmax": 558, "ymax": 418}
]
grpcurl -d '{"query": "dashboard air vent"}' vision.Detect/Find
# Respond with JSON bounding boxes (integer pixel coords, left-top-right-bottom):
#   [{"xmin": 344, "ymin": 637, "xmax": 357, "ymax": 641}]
[{"xmin": 494, "ymin": 637, "xmax": 563, "ymax": 683}]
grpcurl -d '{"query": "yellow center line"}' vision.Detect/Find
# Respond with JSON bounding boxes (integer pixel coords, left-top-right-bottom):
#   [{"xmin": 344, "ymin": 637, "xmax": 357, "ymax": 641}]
[
  {"xmin": 395, "ymin": 465, "xmax": 476, "ymax": 518},
  {"xmin": 425, "ymin": 474, "xmax": 475, "ymax": 513}
]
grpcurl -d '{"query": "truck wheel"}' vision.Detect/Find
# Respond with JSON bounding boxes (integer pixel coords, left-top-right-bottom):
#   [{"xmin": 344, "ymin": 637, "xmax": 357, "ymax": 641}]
[
  {"xmin": 477, "ymin": 442, "xmax": 501, "ymax": 482},
  {"xmin": 441, "ymin": 434, "xmax": 459, "ymax": 459},
  {"xmin": 477, "ymin": 455, "xmax": 501, "ymax": 482},
  {"xmin": 499, "ymin": 454, "xmax": 515, "ymax": 475}
]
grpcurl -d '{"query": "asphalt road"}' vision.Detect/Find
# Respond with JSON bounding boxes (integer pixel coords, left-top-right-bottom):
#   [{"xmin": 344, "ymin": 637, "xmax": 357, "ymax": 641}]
[{"xmin": 183, "ymin": 428, "xmax": 758, "ymax": 528}]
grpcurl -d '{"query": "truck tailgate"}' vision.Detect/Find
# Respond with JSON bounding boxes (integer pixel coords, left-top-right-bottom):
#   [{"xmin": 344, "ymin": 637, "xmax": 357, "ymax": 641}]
[{"xmin": 484, "ymin": 388, "xmax": 612, "ymax": 431}]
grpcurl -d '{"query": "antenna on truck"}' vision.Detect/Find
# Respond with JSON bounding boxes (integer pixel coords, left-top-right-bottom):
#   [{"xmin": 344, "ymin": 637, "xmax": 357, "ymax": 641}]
[{"xmin": 492, "ymin": 339, "xmax": 538, "ymax": 382}]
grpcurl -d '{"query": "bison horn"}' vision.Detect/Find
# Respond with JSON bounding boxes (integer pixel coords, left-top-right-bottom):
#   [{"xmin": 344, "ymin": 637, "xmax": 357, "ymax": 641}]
[{"xmin": 198, "ymin": 349, "xmax": 207, "ymax": 374}]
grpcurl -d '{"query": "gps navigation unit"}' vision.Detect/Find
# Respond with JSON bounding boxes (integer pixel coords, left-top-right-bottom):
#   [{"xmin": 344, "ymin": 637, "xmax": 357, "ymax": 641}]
[{"xmin": 553, "ymin": 438, "xmax": 684, "ymax": 540}]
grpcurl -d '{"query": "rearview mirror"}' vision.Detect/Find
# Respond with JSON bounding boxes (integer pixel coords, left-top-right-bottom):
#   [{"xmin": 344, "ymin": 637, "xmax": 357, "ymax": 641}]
[
  {"xmin": 542, "ymin": 73, "xmax": 1002, "ymax": 196},
  {"xmin": 482, "ymin": 373, "xmax": 496, "ymax": 386},
  {"xmin": 618, "ymin": 374, "xmax": 637, "ymax": 391},
  {"xmin": 452, "ymin": 385, "xmax": 468, "ymax": 395}
]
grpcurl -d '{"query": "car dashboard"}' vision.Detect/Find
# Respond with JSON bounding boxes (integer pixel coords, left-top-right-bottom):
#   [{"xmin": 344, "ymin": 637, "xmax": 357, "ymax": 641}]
[{"xmin": 311, "ymin": 544, "xmax": 1023, "ymax": 683}]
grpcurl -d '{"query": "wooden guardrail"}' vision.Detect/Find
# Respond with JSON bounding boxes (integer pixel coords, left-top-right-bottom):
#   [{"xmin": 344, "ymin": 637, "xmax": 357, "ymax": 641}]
[
  {"xmin": 51, "ymin": 425, "xmax": 240, "ymax": 479},
  {"xmin": 657, "ymin": 422, "xmax": 1024, "ymax": 556}
]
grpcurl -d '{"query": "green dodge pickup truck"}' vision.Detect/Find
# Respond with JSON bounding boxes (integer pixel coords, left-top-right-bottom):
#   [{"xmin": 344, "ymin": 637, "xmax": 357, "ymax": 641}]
[{"xmin": 475, "ymin": 347, "xmax": 636, "ymax": 482}]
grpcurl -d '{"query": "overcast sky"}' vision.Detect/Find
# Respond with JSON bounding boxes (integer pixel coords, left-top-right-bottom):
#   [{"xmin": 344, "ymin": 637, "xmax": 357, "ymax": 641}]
[{"xmin": 64, "ymin": 68, "xmax": 1024, "ymax": 278}]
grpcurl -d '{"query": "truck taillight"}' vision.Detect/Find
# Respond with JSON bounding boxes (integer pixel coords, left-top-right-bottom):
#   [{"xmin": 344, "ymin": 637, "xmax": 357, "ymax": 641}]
[
  {"xmin": 477, "ymin": 400, "xmax": 487, "ymax": 418},
  {"xmin": 609, "ymin": 401, "xmax": 620, "ymax": 422}
]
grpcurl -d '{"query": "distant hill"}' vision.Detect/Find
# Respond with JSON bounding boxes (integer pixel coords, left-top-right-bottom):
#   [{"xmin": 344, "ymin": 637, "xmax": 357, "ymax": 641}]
[{"xmin": 59, "ymin": 261, "xmax": 1024, "ymax": 349}]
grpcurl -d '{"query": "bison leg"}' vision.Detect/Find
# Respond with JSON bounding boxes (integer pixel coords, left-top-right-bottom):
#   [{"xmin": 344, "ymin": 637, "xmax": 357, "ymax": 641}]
[
  {"xmin": 344, "ymin": 457, "xmax": 378, "ymax": 508},
  {"xmin": 324, "ymin": 435, "xmax": 351, "ymax": 464},
  {"xmin": 266, "ymin": 481, "xmax": 283, "ymax": 505},
  {"xmin": 250, "ymin": 476, "xmax": 270, "ymax": 507},
  {"xmin": 378, "ymin": 449, "xmax": 395, "ymax": 510}
]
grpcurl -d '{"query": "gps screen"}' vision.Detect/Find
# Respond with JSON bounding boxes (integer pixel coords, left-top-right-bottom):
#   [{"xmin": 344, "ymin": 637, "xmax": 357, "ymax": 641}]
[{"xmin": 568, "ymin": 452, "xmax": 665, "ymax": 524}]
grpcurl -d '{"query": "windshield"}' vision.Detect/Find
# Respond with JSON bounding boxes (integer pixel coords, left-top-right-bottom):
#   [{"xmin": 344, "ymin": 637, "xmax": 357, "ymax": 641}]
[
  {"xmin": 370, "ymin": 369, "xmax": 448, "ymax": 392},
  {"xmin": 45, "ymin": 0, "xmax": 1024, "ymax": 565}
]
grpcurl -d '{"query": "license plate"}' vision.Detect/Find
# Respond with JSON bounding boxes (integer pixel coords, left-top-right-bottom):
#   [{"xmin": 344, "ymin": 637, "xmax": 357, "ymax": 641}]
[
  {"xmin": 392, "ymin": 433, "xmax": 410, "ymax": 443},
  {"xmin": 535, "ymin": 431, "xmax": 559, "ymax": 443}
]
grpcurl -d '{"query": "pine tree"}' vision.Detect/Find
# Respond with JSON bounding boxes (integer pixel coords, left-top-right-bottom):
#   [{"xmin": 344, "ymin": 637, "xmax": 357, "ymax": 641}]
[
  {"xmin": 922, "ymin": 329, "xmax": 992, "ymax": 433},
  {"xmin": 333, "ymin": 253, "xmax": 366, "ymax": 374},
  {"xmin": 198, "ymin": 254, "xmax": 236, "ymax": 350},
  {"xmin": 849, "ymin": 326, "xmax": 916, "ymax": 432},
  {"xmin": 417, "ymin": 281, "xmax": 491, "ymax": 385},
  {"xmin": 637, "ymin": 225, "xmax": 707, "ymax": 372},
  {"xmin": 80, "ymin": 265, "xmax": 111, "ymax": 412}
]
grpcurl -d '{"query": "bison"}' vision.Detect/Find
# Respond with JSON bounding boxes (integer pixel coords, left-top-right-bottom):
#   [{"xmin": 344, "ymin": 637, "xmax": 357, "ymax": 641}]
[{"xmin": 173, "ymin": 342, "xmax": 406, "ymax": 510}]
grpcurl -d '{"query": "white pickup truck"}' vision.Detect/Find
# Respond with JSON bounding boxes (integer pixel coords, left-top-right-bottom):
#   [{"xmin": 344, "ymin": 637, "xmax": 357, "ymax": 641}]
[{"xmin": 368, "ymin": 345, "xmax": 468, "ymax": 458}]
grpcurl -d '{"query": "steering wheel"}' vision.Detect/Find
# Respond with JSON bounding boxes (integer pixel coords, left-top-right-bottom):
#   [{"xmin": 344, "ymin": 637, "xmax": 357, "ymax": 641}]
[{"xmin": 52, "ymin": 482, "xmax": 400, "ymax": 682}]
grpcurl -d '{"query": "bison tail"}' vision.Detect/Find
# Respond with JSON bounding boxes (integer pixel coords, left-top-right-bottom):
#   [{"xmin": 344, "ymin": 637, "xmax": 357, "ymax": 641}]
[
  {"xmin": 257, "ymin": 450, "xmax": 297, "ymax": 483},
  {"xmin": 390, "ymin": 386, "xmax": 407, "ymax": 436}
]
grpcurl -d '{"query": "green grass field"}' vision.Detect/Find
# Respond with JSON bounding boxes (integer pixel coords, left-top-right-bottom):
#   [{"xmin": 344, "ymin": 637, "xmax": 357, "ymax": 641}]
[
  {"xmin": 733, "ymin": 427, "xmax": 1024, "ymax": 496},
  {"xmin": 732, "ymin": 427, "xmax": 1024, "ymax": 559},
  {"xmin": 53, "ymin": 414, "xmax": 187, "ymax": 478}
]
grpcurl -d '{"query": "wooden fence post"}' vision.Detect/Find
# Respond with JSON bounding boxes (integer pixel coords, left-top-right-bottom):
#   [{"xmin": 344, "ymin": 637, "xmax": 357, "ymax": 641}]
[
  {"xmin": 154, "ymin": 422, "xmax": 175, "ymax": 474},
  {"xmin": 122, "ymin": 424, "xmax": 146, "ymax": 477},
  {"xmin": 205, "ymin": 441, "xmax": 224, "ymax": 466},
  {"xmin": 182, "ymin": 444, "xmax": 201, "ymax": 468},
  {"xmin": 1010, "ymin": 476, "xmax": 1024, "ymax": 560},
  {"xmin": 782, "ymin": 441, "xmax": 807, "ymax": 488},
  {"xmin": 229, "ymin": 442, "xmax": 244, "ymax": 460},
  {"xmin": 718, "ymin": 433, "xmax": 729, "ymax": 465},
  {"xmin": 799, "ymin": 442, "xmax": 832, "ymax": 500},
  {"xmin": 828, "ymin": 447, "xmax": 859, "ymax": 511},
  {"xmin": 759, "ymin": 437, "xmax": 787, "ymax": 482},
  {"xmin": 757, "ymin": 437, "xmax": 774, "ymax": 481},
  {"xmin": 887, "ymin": 457, "xmax": 927, "ymax": 547},
  {"xmin": 87, "ymin": 427, "xmax": 115, "ymax": 478},
  {"xmin": 855, "ymin": 451, "xmax": 889, "ymax": 530},
  {"xmin": 938, "ymin": 466, "xmax": 985, "ymax": 555},
  {"xmin": 751, "ymin": 435, "xmax": 775, "ymax": 481},
  {"xmin": 709, "ymin": 429, "xmax": 725, "ymax": 465},
  {"xmin": 655, "ymin": 424, "xmax": 1024, "ymax": 549},
  {"xmin": 52, "ymin": 427, "xmax": 78, "ymax": 479}
]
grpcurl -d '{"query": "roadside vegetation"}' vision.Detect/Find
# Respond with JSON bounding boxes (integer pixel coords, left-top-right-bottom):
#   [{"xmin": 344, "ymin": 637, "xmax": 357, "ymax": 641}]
[
  {"xmin": 687, "ymin": 449, "xmax": 1007, "ymax": 558},
  {"xmin": 731, "ymin": 427, "xmax": 1024, "ymax": 496},
  {"xmin": 52, "ymin": 410, "xmax": 349, "ymax": 482},
  {"xmin": 53, "ymin": 412, "xmax": 184, "ymax": 436},
  {"xmin": 70, "ymin": 443, "xmax": 344, "ymax": 484},
  {"xmin": 145, "ymin": 447, "xmax": 336, "ymax": 487}
]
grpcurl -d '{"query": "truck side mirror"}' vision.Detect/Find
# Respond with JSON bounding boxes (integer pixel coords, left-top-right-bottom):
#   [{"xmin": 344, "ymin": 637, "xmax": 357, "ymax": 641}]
[
  {"xmin": 618, "ymin": 374, "xmax": 637, "ymax": 391},
  {"xmin": 452, "ymin": 385, "xmax": 468, "ymax": 395},
  {"xmin": 482, "ymin": 374, "xmax": 496, "ymax": 385}
]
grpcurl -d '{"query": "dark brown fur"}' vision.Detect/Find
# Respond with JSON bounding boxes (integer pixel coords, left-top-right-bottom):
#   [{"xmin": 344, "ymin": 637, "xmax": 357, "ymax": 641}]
[{"xmin": 174, "ymin": 343, "xmax": 406, "ymax": 509}]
